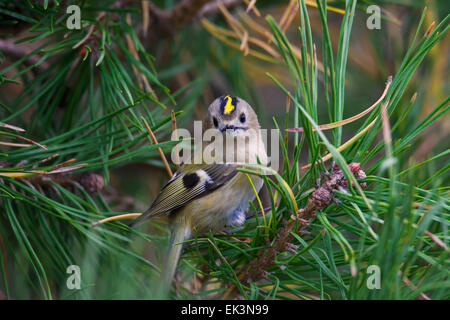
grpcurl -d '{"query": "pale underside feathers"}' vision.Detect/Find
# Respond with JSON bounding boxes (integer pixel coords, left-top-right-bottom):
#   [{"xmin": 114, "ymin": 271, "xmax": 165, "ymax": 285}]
[{"xmin": 132, "ymin": 163, "xmax": 238, "ymax": 226}]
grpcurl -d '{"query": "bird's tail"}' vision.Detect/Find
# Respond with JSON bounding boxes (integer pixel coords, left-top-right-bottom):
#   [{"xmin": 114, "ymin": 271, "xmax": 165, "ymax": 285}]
[
  {"xmin": 129, "ymin": 205, "xmax": 154, "ymax": 227},
  {"xmin": 158, "ymin": 222, "xmax": 188, "ymax": 297}
]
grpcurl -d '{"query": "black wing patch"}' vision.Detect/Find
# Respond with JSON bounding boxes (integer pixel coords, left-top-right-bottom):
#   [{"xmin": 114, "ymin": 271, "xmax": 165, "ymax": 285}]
[{"xmin": 183, "ymin": 173, "xmax": 200, "ymax": 189}]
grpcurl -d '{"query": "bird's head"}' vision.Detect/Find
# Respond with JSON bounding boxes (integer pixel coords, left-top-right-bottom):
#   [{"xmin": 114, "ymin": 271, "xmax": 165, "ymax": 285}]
[{"xmin": 205, "ymin": 95, "xmax": 260, "ymax": 136}]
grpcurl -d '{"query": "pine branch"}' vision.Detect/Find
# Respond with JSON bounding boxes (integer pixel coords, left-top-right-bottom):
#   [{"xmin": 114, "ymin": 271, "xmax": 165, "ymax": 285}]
[
  {"xmin": 145, "ymin": 0, "xmax": 213, "ymax": 38},
  {"xmin": 0, "ymin": 39, "xmax": 49, "ymax": 72},
  {"xmin": 222, "ymin": 162, "xmax": 367, "ymax": 299}
]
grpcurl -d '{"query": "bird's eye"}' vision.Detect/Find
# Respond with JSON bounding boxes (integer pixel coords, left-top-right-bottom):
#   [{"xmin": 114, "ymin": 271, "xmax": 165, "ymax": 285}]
[
  {"xmin": 239, "ymin": 113, "xmax": 246, "ymax": 123},
  {"xmin": 213, "ymin": 117, "xmax": 218, "ymax": 127}
]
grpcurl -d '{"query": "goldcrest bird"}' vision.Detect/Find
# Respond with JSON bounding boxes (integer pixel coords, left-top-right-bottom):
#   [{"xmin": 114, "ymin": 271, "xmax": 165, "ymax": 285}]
[{"xmin": 132, "ymin": 95, "xmax": 268, "ymax": 293}]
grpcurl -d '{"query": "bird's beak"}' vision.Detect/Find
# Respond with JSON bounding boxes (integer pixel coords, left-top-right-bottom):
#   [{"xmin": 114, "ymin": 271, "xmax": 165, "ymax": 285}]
[
  {"xmin": 220, "ymin": 125, "xmax": 247, "ymax": 133},
  {"xmin": 220, "ymin": 124, "xmax": 235, "ymax": 132}
]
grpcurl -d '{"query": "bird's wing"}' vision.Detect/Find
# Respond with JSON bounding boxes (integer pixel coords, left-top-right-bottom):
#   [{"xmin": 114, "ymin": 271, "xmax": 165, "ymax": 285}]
[{"xmin": 131, "ymin": 163, "xmax": 239, "ymax": 226}]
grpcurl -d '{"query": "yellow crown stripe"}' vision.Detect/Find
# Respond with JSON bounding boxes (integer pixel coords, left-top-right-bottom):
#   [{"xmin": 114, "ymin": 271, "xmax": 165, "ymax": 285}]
[{"xmin": 223, "ymin": 95, "xmax": 235, "ymax": 114}]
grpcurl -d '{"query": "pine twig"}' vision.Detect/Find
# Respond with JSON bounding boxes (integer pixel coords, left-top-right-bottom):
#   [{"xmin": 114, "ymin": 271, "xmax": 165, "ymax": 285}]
[
  {"xmin": 171, "ymin": 110, "xmax": 181, "ymax": 169},
  {"xmin": 142, "ymin": 118, "xmax": 173, "ymax": 178},
  {"xmin": 222, "ymin": 162, "xmax": 367, "ymax": 299},
  {"xmin": 19, "ymin": 172, "xmax": 104, "ymax": 194}
]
